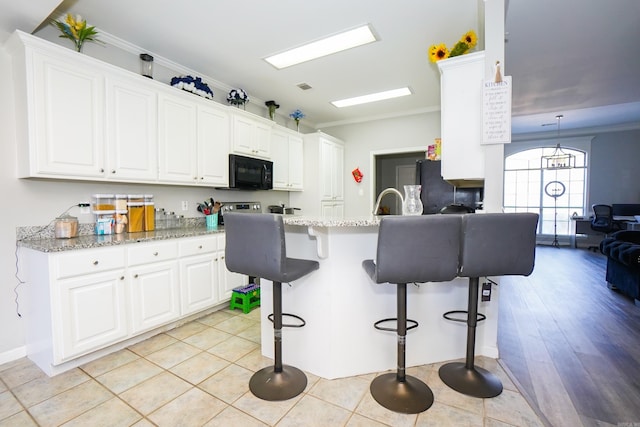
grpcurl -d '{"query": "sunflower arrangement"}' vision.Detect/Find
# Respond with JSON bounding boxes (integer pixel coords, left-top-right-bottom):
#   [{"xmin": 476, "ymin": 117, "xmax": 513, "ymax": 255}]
[
  {"xmin": 428, "ymin": 30, "xmax": 478, "ymax": 63},
  {"xmin": 51, "ymin": 13, "xmax": 102, "ymax": 52}
]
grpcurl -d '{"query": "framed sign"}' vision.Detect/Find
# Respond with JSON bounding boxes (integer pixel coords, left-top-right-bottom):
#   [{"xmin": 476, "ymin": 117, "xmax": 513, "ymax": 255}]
[{"xmin": 482, "ymin": 75, "xmax": 512, "ymax": 144}]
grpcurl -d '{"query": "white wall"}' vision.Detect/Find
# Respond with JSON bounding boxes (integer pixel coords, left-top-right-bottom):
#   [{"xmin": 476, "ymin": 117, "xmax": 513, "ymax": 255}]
[{"xmin": 323, "ymin": 112, "xmax": 441, "ymax": 217}]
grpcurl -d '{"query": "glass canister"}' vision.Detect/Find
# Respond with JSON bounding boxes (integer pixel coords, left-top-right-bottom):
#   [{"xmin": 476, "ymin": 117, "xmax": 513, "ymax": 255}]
[
  {"xmin": 114, "ymin": 194, "xmax": 128, "ymax": 211},
  {"xmin": 92, "ymin": 194, "xmax": 115, "ymax": 211},
  {"xmin": 95, "ymin": 211, "xmax": 115, "ymax": 235},
  {"xmin": 114, "ymin": 210, "xmax": 128, "ymax": 234},
  {"xmin": 143, "ymin": 194, "xmax": 155, "ymax": 231},
  {"xmin": 127, "ymin": 195, "xmax": 145, "ymax": 233},
  {"xmin": 54, "ymin": 214, "xmax": 78, "ymax": 239},
  {"xmin": 402, "ymin": 185, "xmax": 423, "ymax": 215}
]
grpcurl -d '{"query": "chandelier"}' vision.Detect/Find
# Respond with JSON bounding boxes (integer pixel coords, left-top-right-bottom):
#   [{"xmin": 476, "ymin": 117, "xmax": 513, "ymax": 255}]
[{"xmin": 541, "ymin": 114, "xmax": 575, "ymax": 169}]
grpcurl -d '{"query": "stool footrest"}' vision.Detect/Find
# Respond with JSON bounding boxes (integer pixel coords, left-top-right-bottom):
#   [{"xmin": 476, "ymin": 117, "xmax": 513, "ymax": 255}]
[
  {"xmin": 374, "ymin": 317, "xmax": 418, "ymax": 332},
  {"xmin": 268, "ymin": 312, "xmax": 306, "ymax": 328},
  {"xmin": 443, "ymin": 310, "xmax": 486, "ymax": 323}
]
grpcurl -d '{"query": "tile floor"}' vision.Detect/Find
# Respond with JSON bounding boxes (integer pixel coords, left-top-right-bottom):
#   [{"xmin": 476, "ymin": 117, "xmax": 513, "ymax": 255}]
[{"xmin": 0, "ymin": 308, "xmax": 545, "ymax": 426}]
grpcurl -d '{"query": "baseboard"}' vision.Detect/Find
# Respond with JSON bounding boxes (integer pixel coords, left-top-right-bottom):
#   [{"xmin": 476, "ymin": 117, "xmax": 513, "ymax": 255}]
[{"xmin": 0, "ymin": 346, "xmax": 27, "ymax": 366}]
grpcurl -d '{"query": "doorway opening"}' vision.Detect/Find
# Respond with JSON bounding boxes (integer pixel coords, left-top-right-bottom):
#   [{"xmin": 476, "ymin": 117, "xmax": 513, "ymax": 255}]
[{"xmin": 372, "ymin": 149, "xmax": 425, "ymax": 215}]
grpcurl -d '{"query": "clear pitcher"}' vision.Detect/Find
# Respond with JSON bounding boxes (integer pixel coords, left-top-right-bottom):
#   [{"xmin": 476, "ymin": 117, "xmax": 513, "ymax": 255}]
[{"xmin": 402, "ymin": 185, "xmax": 423, "ymax": 215}]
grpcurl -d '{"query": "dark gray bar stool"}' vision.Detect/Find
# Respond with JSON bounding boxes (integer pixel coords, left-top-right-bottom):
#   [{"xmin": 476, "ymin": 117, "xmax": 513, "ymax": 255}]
[
  {"xmin": 439, "ymin": 212, "xmax": 538, "ymax": 398},
  {"xmin": 224, "ymin": 213, "xmax": 319, "ymax": 401},
  {"xmin": 363, "ymin": 215, "xmax": 462, "ymax": 414}
]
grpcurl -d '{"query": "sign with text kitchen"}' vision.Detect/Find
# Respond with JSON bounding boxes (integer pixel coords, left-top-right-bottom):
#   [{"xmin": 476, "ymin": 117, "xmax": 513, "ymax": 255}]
[{"xmin": 482, "ymin": 76, "xmax": 512, "ymax": 144}]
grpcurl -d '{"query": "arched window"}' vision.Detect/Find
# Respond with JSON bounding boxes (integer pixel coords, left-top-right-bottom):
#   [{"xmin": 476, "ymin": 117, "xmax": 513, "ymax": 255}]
[{"xmin": 504, "ymin": 147, "xmax": 587, "ymax": 235}]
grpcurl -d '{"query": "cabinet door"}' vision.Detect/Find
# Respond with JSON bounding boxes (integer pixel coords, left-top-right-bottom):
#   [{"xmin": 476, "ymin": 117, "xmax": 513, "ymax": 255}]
[
  {"xmin": 129, "ymin": 261, "xmax": 180, "ymax": 333},
  {"xmin": 197, "ymin": 105, "xmax": 229, "ymax": 186},
  {"xmin": 231, "ymin": 114, "xmax": 255, "ymax": 156},
  {"xmin": 106, "ymin": 76, "xmax": 158, "ymax": 181},
  {"xmin": 32, "ymin": 52, "xmax": 105, "ymax": 178},
  {"xmin": 216, "ymin": 235, "xmax": 247, "ymax": 300},
  {"xmin": 56, "ymin": 270, "xmax": 127, "ymax": 361},
  {"xmin": 254, "ymin": 121, "xmax": 272, "ymax": 158},
  {"xmin": 321, "ymin": 201, "xmax": 344, "ymax": 218},
  {"xmin": 288, "ymin": 134, "xmax": 304, "ymax": 190},
  {"xmin": 332, "ymin": 143, "xmax": 344, "ymax": 199},
  {"xmin": 180, "ymin": 254, "xmax": 218, "ymax": 315},
  {"xmin": 158, "ymin": 93, "xmax": 198, "ymax": 183},
  {"xmin": 320, "ymin": 140, "xmax": 334, "ymax": 199},
  {"xmin": 270, "ymin": 130, "xmax": 289, "ymax": 190}
]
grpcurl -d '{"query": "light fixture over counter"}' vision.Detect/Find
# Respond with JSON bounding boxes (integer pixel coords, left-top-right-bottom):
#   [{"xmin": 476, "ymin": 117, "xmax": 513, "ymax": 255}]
[
  {"xmin": 264, "ymin": 24, "xmax": 376, "ymax": 69},
  {"xmin": 541, "ymin": 114, "xmax": 576, "ymax": 169}
]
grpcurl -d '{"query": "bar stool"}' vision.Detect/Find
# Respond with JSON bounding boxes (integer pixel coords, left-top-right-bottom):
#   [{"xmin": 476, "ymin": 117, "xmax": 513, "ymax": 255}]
[
  {"xmin": 439, "ymin": 212, "xmax": 538, "ymax": 398},
  {"xmin": 224, "ymin": 213, "xmax": 319, "ymax": 401},
  {"xmin": 362, "ymin": 215, "xmax": 462, "ymax": 413}
]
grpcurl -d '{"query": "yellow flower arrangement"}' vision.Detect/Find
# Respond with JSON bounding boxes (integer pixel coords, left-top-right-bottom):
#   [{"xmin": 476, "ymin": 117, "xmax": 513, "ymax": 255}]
[
  {"xmin": 428, "ymin": 30, "xmax": 478, "ymax": 63},
  {"xmin": 52, "ymin": 13, "xmax": 103, "ymax": 52}
]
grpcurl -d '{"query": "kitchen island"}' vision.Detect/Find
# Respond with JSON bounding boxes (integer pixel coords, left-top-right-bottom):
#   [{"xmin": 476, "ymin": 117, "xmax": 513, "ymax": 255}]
[{"xmin": 259, "ymin": 215, "xmax": 500, "ymax": 379}]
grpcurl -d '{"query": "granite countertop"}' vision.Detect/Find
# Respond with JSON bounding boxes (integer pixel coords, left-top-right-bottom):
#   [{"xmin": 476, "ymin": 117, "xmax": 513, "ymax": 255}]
[
  {"xmin": 282, "ymin": 215, "xmax": 381, "ymax": 227},
  {"xmin": 18, "ymin": 227, "xmax": 224, "ymax": 253}
]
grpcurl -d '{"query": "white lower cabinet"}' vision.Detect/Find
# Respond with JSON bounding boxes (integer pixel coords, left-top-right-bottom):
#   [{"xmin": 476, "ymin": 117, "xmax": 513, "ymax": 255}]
[{"xmin": 22, "ymin": 232, "xmax": 245, "ymax": 376}]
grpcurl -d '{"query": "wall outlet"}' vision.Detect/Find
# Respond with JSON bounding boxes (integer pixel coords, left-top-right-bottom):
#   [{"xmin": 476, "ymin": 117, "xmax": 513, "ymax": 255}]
[
  {"xmin": 481, "ymin": 282, "xmax": 492, "ymax": 302},
  {"xmin": 79, "ymin": 205, "xmax": 90, "ymax": 214},
  {"xmin": 181, "ymin": 201, "xmax": 189, "ymax": 211}
]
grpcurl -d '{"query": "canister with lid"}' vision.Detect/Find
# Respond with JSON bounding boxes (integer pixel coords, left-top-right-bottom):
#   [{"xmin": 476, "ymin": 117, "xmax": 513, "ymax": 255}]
[
  {"xmin": 127, "ymin": 195, "xmax": 144, "ymax": 233},
  {"xmin": 143, "ymin": 194, "xmax": 155, "ymax": 231},
  {"xmin": 92, "ymin": 194, "xmax": 115, "ymax": 211},
  {"xmin": 54, "ymin": 214, "xmax": 79, "ymax": 239},
  {"xmin": 114, "ymin": 194, "xmax": 128, "ymax": 211}
]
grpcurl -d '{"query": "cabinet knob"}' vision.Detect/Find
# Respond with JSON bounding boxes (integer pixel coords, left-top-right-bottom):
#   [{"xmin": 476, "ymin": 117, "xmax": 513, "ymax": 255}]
[
  {"xmin": 221, "ymin": 255, "xmax": 225, "ymax": 260},
  {"xmin": 120, "ymin": 276, "xmax": 125, "ymax": 280},
  {"xmin": 194, "ymin": 177, "xmax": 198, "ymax": 180},
  {"xmin": 200, "ymin": 177, "xmax": 204, "ymax": 180},
  {"xmin": 198, "ymin": 245, "xmax": 203, "ymax": 249},
  {"xmin": 99, "ymin": 168, "xmax": 104, "ymax": 173},
  {"xmin": 93, "ymin": 260, "xmax": 99, "ymax": 265},
  {"xmin": 111, "ymin": 170, "xmax": 116, "ymax": 174},
  {"xmin": 134, "ymin": 274, "xmax": 139, "ymax": 278},
  {"xmin": 153, "ymin": 252, "xmax": 158, "ymax": 256}
]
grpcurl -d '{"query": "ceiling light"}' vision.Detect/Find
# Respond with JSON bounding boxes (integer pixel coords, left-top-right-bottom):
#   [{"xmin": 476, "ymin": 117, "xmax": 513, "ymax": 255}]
[
  {"xmin": 264, "ymin": 25, "xmax": 376, "ymax": 69},
  {"xmin": 331, "ymin": 87, "xmax": 412, "ymax": 108},
  {"xmin": 541, "ymin": 115, "xmax": 576, "ymax": 169}
]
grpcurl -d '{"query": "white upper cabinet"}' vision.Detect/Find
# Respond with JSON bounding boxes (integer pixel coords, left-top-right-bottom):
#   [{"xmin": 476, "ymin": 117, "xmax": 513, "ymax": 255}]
[
  {"xmin": 106, "ymin": 74, "xmax": 158, "ymax": 181},
  {"xmin": 271, "ymin": 128, "xmax": 303, "ymax": 191},
  {"xmin": 197, "ymin": 104, "xmax": 230, "ymax": 186},
  {"xmin": 437, "ymin": 51, "xmax": 485, "ymax": 181},
  {"xmin": 158, "ymin": 92, "xmax": 199, "ymax": 183},
  {"xmin": 230, "ymin": 110, "xmax": 272, "ymax": 159}
]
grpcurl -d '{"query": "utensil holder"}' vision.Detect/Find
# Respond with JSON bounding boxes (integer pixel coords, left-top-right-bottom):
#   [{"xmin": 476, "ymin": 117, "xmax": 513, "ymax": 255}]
[{"xmin": 206, "ymin": 213, "xmax": 218, "ymax": 229}]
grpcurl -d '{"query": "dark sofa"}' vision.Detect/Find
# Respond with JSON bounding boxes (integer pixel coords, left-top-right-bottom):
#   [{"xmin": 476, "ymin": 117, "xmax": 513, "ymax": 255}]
[{"xmin": 600, "ymin": 230, "xmax": 640, "ymax": 304}]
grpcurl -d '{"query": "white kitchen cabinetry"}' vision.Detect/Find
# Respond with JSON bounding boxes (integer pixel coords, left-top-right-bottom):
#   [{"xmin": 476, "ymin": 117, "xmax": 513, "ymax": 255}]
[
  {"xmin": 271, "ymin": 128, "xmax": 304, "ymax": 191},
  {"xmin": 437, "ymin": 51, "xmax": 485, "ymax": 182},
  {"xmin": 127, "ymin": 241, "xmax": 180, "ymax": 334},
  {"xmin": 290, "ymin": 132, "xmax": 345, "ymax": 217},
  {"xmin": 216, "ymin": 234, "xmax": 247, "ymax": 301},
  {"xmin": 105, "ymin": 73, "xmax": 158, "ymax": 181},
  {"xmin": 8, "ymin": 33, "xmax": 106, "ymax": 179},
  {"xmin": 158, "ymin": 90, "xmax": 230, "ymax": 186},
  {"xmin": 230, "ymin": 110, "xmax": 272, "ymax": 159},
  {"xmin": 179, "ymin": 236, "xmax": 219, "ymax": 316}
]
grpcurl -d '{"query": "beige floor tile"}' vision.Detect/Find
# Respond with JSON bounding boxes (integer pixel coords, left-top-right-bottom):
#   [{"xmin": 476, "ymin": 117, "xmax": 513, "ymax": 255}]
[
  {"xmin": 165, "ymin": 320, "xmax": 209, "ymax": 341},
  {"xmin": 278, "ymin": 394, "xmax": 351, "ymax": 427},
  {"xmin": 415, "ymin": 402, "xmax": 484, "ymax": 426},
  {"xmin": 484, "ymin": 389, "xmax": 545, "ymax": 427},
  {"xmin": 80, "ymin": 349, "xmax": 140, "ymax": 377},
  {"xmin": 130, "ymin": 419, "xmax": 155, "ymax": 427},
  {"xmin": 0, "ymin": 391, "xmax": 23, "ymax": 420},
  {"xmin": 234, "ymin": 348, "xmax": 273, "ymax": 372},
  {"xmin": 128, "ymin": 333, "xmax": 177, "ymax": 357},
  {"xmin": 206, "ymin": 336, "xmax": 258, "ymax": 362},
  {"xmin": 144, "ymin": 341, "xmax": 201, "ymax": 369},
  {"xmin": 212, "ymin": 315, "xmax": 257, "ymax": 335},
  {"xmin": 202, "ymin": 405, "xmax": 268, "ymax": 427},
  {"xmin": 426, "ymin": 374, "xmax": 485, "ymax": 416},
  {"xmin": 345, "ymin": 413, "xmax": 388, "ymax": 426},
  {"xmin": 12, "ymin": 368, "xmax": 89, "ymax": 407},
  {"xmin": 197, "ymin": 310, "xmax": 235, "ymax": 327},
  {"xmin": 308, "ymin": 376, "xmax": 369, "ymax": 411},
  {"xmin": 148, "ymin": 387, "xmax": 226, "ymax": 426},
  {"xmin": 28, "ymin": 380, "xmax": 113, "ymax": 427},
  {"xmin": 236, "ymin": 323, "xmax": 261, "ymax": 343},
  {"xmin": 60, "ymin": 397, "xmax": 142, "ymax": 427},
  {"xmin": 0, "ymin": 359, "xmax": 45, "ymax": 389},
  {"xmin": 119, "ymin": 372, "xmax": 191, "ymax": 415},
  {"xmin": 198, "ymin": 364, "xmax": 252, "ymax": 404},
  {"xmin": 243, "ymin": 307, "xmax": 262, "ymax": 322},
  {"xmin": 182, "ymin": 327, "xmax": 232, "ymax": 350},
  {"xmin": 169, "ymin": 352, "xmax": 230, "ymax": 385},
  {"xmin": 0, "ymin": 381, "xmax": 5, "ymax": 393},
  {"xmin": 0, "ymin": 410, "xmax": 38, "ymax": 427},
  {"xmin": 232, "ymin": 391, "xmax": 300, "ymax": 426},
  {"xmin": 354, "ymin": 390, "xmax": 417, "ymax": 427},
  {"xmin": 96, "ymin": 358, "xmax": 163, "ymax": 394}
]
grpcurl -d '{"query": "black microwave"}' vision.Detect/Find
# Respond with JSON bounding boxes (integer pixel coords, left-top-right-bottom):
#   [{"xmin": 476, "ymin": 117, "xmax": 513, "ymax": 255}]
[{"xmin": 229, "ymin": 154, "xmax": 273, "ymax": 190}]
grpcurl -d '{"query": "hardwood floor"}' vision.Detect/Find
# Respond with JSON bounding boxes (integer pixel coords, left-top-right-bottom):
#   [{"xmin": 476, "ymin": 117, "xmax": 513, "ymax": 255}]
[{"xmin": 498, "ymin": 245, "xmax": 640, "ymax": 427}]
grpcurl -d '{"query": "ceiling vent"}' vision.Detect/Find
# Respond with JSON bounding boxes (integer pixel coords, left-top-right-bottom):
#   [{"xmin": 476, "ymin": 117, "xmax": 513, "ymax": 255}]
[{"xmin": 297, "ymin": 82, "xmax": 313, "ymax": 90}]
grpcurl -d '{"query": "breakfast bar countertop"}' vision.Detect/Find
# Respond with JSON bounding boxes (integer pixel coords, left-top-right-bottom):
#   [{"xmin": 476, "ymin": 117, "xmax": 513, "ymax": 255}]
[{"xmin": 17, "ymin": 227, "xmax": 224, "ymax": 253}]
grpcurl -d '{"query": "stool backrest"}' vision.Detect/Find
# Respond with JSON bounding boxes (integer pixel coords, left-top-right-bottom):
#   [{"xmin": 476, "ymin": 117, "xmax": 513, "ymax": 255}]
[
  {"xmin": 459, "ymin": 213, "xmax": 538, "ymax": 278},
  {"xmin": 374, "ymin": 215, "xmax": 462, "ymax": 284},
  {"xmin": 224, "ymin": 213, "xmax": 285, "ymax": 280}
]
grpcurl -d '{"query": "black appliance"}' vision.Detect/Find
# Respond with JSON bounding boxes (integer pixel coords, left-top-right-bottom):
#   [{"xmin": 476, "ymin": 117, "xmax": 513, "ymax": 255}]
[
  {"xmin": 415, "ymin": 160, "xmax": 482, "ymax": 214},
  {"xmin": 229, "ymin": 154, "xmax": 273, "ymax": 190}
]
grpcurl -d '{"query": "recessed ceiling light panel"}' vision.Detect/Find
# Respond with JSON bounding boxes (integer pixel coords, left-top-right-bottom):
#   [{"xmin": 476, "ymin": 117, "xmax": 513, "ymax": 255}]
[
  {"xmin": 331, "ymin": 87, "xmax": 412, "ymax": 108},
  {"xmin": 265, "ymin": 24, "xmax": 376, "ymax": 69}
]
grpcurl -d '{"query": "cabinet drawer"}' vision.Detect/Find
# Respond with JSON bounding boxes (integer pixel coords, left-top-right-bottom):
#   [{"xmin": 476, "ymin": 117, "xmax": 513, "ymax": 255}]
[
  {"xmin": 179, "ymin": 236, "xmax": 217, "ymax": 257},
  {"xmin": 55, "ymin": 247, "xmax": 125, "ymax": 279},
  {"xmin": 128, "ymin": 241, "xmax": 178, "ymax": 266}
]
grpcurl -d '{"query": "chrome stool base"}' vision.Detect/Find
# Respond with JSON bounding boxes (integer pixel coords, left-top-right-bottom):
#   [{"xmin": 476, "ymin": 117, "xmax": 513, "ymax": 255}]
[
  {"xmin": 249, "ymin": 365, "xmax": 307, "ymax": 401},
  {"xmin": 438, "ymin": 362, "xmax": 503, "ymax": 398},
  {"xmin": 370, "ymin": 373, "xmax": 434, "ymax": 414}
]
